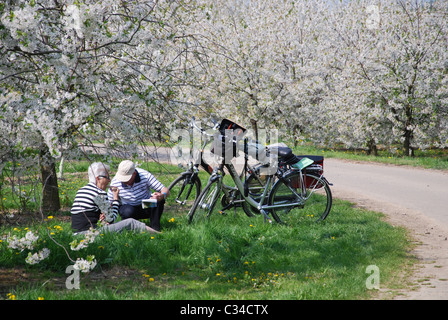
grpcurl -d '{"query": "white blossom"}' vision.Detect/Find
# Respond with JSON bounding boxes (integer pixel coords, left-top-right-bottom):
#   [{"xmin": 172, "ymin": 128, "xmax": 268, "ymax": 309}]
[
  {"xmin": 70, "ymin": 228, "xmax": 100, "ymax": 251},
  {"xmin": 25, "ymin": 248, "xmax": 51, "ymax": 265},
  {"xmin": 73, "ymin": 256, "xmax": 97, "ymax": 273},
  {"xmin": 7, "ymin": 231, "xmax": 40, "ymax": 251}
]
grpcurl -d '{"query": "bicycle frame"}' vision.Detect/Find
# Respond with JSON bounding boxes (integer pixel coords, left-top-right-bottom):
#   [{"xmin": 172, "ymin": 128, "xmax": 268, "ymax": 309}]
[
  {"xmin": 174, "ymin": 118, "xmax": 251, "ymax": 209},
  {"xmin": 225, "ymin": 162, "xmax": 306, "ymax": 222}
]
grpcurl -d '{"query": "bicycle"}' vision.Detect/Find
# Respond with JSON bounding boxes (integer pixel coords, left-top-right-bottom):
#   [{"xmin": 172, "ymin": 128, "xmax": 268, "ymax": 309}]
[
  {"xmin": 188, "ymin": 119, "xmax": 332, "ymax": 225},
  {"xmin": 168, "ymin": 117, "xmax": 257, "ymax": 217}
]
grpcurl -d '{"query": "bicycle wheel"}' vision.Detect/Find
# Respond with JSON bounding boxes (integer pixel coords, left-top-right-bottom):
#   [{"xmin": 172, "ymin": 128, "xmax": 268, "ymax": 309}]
[
  {"xmin": 268, "ymin": 171, "xmax": 332, "ymax": 224},
  {"xmin": 168, "ymin": 173, "xmax": 201, "ymax": 213},
  {"xmin": 241, "ymin": 173, "xmax": 267, "ymax": 216},
  {"xmin": 188, "ymin": 177, "xmax": 222, "ymax": 223}
]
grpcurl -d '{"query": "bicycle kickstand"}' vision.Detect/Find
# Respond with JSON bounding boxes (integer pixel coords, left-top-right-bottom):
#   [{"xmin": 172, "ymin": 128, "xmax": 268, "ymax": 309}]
[{"xmin": 260, "ymin": 209, "xmax": 272, "ymax": 224}]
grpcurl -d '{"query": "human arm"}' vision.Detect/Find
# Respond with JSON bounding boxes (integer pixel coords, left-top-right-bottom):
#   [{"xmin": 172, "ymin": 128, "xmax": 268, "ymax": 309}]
[{"xmin": 151, "ymin": 186, "xmax": 169, "ymax": 202}]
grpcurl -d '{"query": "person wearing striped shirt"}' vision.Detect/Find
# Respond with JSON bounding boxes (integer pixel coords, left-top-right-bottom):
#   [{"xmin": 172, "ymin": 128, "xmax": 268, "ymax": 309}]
[
  {"xmin": 71, "ymin": 162, "xmax": 159, "ymax": 234},
  {"xmin": 108, "ymin": 160, "xmax": 170, "ymax": 232}
]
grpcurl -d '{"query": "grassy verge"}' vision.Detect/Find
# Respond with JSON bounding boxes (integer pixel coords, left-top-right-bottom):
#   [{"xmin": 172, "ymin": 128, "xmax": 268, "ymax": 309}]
[{"xmin": 0, "ymin": 160, "xmax": 411, "ymax": 300}]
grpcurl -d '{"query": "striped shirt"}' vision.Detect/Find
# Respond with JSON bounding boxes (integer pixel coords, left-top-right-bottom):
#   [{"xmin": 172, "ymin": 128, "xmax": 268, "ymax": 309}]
[
  {"xmin": 71, "ymin": 183, "xmax": 119, "ymax": 232},
  {"xmin": 108, "ymin": 168, "xmax": 165, "ymax": 207}
]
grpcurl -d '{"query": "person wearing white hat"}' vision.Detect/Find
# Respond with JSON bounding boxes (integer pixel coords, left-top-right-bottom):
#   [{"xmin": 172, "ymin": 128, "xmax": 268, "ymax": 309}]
[
  {"xmin": 71, "ymin": 162, "xmax": 159, "ymax": 234},
  {"xmin": 108, "ymin": 160, "xmax": 170, "ymax": 231}
]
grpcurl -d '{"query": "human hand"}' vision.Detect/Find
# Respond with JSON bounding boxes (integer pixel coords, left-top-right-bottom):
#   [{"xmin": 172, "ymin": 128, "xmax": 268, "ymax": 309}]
[
  {"xmin": 110, "ymin": 186, "xmax": 120, "ymax": 200},
  {"xmin": 151, "ymin": 192, "xmax": 165, "ymax": 202}
]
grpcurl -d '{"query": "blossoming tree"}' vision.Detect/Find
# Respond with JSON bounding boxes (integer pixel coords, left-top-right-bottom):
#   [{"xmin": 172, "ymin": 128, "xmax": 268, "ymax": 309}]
[
  {"xmin": 0, "ymin": 0, "xmax": 204, "ymax": 212},
  {"xmin": 308, "ymin": 0, "xmax": 448, "ymax": 154}
]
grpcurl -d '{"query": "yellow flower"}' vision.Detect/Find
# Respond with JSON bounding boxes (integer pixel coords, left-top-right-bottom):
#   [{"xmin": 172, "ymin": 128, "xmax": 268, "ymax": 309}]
[
  {"xmin": 47, "ymin": 216, "xmax": 54, "ymax": 220},
  {"xmin": 38, "ymin": 297, "xmax": 44, "ymax": 300},
  {"xmin": 149, "ymin": 278, "xmax": 154, "ymax": 282}
]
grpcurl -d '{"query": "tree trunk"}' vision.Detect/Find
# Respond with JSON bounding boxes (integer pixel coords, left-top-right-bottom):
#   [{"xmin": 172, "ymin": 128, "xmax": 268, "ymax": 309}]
[
  {"xmin": 39, "ymin": 146, "xmax": 61, "ymax": 213},
  {"xmin": 250, "ymin": 119, "xmax": 258, "ymax": 142},
  {"xmin": 403, "ymin": 127, "xmax": 413, "ymax": 157},
  {"xmin": 366, "ymin": 138, "xmax": 378, "ymax": 156}
]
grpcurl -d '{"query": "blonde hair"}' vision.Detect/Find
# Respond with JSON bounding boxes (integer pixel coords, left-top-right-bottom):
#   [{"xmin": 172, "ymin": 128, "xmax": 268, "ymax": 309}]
[{"xmin": 88, "ymin": 162, "xmax": 110, "ymax": 184}]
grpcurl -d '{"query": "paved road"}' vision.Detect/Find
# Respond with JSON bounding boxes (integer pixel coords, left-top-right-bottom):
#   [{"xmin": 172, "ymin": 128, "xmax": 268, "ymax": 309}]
[
  {"xmin": 324, "ymin": 158, "xmax": 448, "ymax": 227},
  {"xmin": 324, "ymin": 158, "xmax": 448, "ymax": 299}
]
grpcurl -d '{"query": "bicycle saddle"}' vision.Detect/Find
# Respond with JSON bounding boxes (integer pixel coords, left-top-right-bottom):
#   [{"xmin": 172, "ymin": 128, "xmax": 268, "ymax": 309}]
[{"xmin": 269, "ymin": 146, "xmax": 292, "ymax": 158}]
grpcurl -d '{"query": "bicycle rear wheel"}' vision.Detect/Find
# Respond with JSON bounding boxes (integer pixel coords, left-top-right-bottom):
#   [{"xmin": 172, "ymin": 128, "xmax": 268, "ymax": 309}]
[
  {"xmin": 168, "ymin": 173, "xmax": 201, "ymax": 213},
  {"xmin": 188, "ymin": 177, "xmax": 222, "ymax": 223},
  {"xmin": 268, "ymin": 171, "xmax": 332, "ymax": 224}
]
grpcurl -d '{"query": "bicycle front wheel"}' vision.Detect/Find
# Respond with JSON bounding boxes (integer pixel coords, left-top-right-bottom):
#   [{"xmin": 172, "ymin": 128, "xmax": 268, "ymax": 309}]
[
  {"xmin": 268, "ymin": 171, "xmax": 332, "ymax": 224},
  {"xmin": 188, "ymin": 177, "xmax": 222, "ymax": 223},
  {"xmin": 168, "ymin": 173, "xmax": 201, "ymax": 213}
]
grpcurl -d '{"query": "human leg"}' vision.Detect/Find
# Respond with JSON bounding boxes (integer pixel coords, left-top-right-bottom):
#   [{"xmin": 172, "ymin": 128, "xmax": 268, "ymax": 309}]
[
  {"xmin": 102, "ymin": 218, "xmax": 160, "ymax": 233},
  {"xmin": 148, "ymin": 200, "xmax": 165, "ymax": 231},
  {"xmin": 119, "ymin": 204, "xmax": 150, "ymax": 220}
]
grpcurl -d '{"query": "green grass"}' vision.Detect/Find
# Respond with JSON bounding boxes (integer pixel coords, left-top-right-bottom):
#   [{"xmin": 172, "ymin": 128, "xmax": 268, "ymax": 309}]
[
  {"xmin": 0, "ymin": 155, "xmax": 417, "ymax": 300},
  {"xmin": 1, "ymin": 193, "xmax": 411, "ymax": 300}
]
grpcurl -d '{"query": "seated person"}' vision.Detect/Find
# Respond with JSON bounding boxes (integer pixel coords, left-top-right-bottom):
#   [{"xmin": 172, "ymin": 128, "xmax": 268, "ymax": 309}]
[
  {"xmin": 71, "ymin": 162, "xmax": 159, "ymax": 234},
  {"xmin": 108, "ymin": 160, "xmax": 169, "ymax": 232}
]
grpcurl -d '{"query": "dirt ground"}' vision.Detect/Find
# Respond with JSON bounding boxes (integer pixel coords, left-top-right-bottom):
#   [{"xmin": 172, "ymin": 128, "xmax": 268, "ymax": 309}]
[{"xmin": 333, "ymin": 185, "xmax": 448, "ymax": 300}]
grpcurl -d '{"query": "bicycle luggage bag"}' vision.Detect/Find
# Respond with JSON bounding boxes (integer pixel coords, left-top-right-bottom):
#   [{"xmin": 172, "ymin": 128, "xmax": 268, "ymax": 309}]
[{"xmin": 296, "ymin": 155, "xmax": 324, "ymax": 175}]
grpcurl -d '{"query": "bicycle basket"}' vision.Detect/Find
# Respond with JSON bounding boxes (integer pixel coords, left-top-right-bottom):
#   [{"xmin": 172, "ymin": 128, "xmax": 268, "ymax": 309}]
[
  {"xmin": 218, "ymin": 119, "xmax": 246, "ymax": 136},
  {"xmin": 211, "ymin": 119, "xmax": 247, "ymax": 159}
]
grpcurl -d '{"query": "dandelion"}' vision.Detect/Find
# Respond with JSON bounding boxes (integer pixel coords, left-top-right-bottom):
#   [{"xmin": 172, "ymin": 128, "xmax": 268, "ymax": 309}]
[
  {"xmin": 168, "ymin": 218, "xmax": 175, "ymax": 223},
  {"xmin": 47, "ymin": 216, "xmax": 54, "ymax": 220},
  {"xmin": 7, "ymin": 293, "xmax": 16, "ymax": 300}
]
